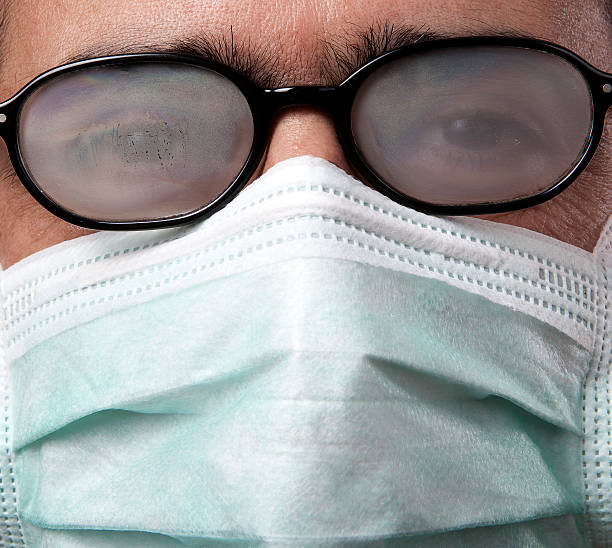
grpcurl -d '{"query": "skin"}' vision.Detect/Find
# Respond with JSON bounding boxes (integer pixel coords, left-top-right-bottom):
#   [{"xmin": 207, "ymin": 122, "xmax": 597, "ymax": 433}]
[{"xmin": 0, "ymin": 0, "xmax": 610, "ymax": 268}]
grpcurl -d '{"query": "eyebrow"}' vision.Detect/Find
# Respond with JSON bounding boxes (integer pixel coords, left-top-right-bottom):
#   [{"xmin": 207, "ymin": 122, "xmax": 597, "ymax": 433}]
[{"xmin": 60, "ymin": 22, "xmax": 534, "ymax": 89}]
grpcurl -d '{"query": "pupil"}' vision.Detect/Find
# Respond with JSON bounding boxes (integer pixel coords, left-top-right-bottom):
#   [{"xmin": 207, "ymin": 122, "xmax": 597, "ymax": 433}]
[{"xmin": 443, "ymin": 116, "xmax": 503, "ymax": 150}]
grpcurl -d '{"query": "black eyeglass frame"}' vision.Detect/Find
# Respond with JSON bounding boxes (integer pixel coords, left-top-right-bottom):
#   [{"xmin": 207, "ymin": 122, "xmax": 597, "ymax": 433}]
[{"xmin": 0, "ymin": 36, "xmax": 611, "ymax": 230}]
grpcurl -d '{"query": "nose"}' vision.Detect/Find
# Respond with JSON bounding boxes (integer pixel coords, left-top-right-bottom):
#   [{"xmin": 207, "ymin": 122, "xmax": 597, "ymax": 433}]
[{"xmin": 259, "ymin": 106, "xmax": 353, "ymax": 174}]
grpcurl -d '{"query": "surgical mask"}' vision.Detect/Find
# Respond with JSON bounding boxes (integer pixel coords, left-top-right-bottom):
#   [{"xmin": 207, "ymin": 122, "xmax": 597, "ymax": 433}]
[{"xmin": 0, "ymin": 155, "xmax": 610, "ymax": 547}]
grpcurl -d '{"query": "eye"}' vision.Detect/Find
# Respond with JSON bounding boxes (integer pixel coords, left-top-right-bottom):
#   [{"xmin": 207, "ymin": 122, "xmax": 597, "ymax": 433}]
[
  {"xmin": 441, "ymin": 113, "xmax": 508, "ymax": 151},
  {"xmin": 421, "ymin": 110, "xmax": 548, "ymax": 160},
  {"xmin": 350, "ymin": 45, "xmax": 594, "ymax": 205}
]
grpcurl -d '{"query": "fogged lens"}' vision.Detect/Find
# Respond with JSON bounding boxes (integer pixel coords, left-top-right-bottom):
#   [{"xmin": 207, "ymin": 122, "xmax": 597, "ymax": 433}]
[
  {"xmin": 351, "ymin": 46, "xmax": 593, "ymax": 206},
  {"xmin": 18, "ymin": 62, "xmax": 254, "ymax": 222}
]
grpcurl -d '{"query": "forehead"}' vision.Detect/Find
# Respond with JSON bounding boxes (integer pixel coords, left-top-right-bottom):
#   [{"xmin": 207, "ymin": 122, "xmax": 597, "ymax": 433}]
[{"xmin": 1, "ymin": 0, "xmax": 610, "ymax": 94}]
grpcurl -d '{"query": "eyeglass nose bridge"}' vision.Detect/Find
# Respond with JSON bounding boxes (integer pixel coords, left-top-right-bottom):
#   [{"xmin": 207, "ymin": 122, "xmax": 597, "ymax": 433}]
[{"xmin": 262, "ymin": 86, "xmax": 343, "ymax": 113}]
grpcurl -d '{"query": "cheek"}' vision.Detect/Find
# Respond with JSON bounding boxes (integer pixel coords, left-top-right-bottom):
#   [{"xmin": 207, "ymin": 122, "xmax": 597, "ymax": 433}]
[
  {"xmin": 0, "ymin": 142, "xmax": 93, "ymax": 269},
  {"xmin": 474, "ymin": 111, "xmax": 612, "ymax": 253},
  {"xmin": 599, "ymin": 111, "xmax": 612, "ymax": 178},
  {"xmin": 259, "ymin": 107, "xmax": 352, "ymax": 176}
]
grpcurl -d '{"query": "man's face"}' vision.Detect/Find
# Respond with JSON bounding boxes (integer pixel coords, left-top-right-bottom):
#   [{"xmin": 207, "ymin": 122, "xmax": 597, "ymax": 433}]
[{"xmin": 0, "ymin": 0, "xmax": 610, "ymax": 267}]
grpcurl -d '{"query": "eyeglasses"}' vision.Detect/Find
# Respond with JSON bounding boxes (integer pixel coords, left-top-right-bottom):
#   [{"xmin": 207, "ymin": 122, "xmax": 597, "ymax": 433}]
[{"xmin": 1, "ymin": 36, "xmax": 611, "ymax": 230}]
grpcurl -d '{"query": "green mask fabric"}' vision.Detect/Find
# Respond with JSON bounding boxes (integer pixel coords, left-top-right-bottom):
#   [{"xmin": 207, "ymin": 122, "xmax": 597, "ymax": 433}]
[{"xmin": 0, "ymin": 156, "xmax": 610, "ymax": 547}]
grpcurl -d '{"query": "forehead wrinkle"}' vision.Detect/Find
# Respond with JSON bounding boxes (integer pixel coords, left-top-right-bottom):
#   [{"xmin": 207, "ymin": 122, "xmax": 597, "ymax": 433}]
[{"xmin": 10, "ymin": 0, "xmax": 612, "ymax": 92}]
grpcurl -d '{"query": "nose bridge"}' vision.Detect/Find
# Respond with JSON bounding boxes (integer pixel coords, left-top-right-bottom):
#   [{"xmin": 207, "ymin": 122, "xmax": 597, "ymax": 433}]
[
  {"xmin": 263, "ymin": 86, "xmax": 339, "ymax": 112},
  {"xmin": 257, "ymin": 85, "xmax": 353, "ymax": 176}
]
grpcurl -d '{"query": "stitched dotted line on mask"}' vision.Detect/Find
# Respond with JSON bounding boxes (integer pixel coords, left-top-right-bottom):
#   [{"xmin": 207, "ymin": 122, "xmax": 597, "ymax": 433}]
[
  {"xmin": 2, "ymin": 233, "xmax": 185, "ymax": 302},
  {"xmin": 6, "ymin": 221, "xmax": 595, "ymax": 348},
  {"xmin": 538, "ymin": 267, "xmax": 593, "ymax": 302},
  {"xmin": 582, "ymin": 264, "xmax": 611, "ymax": 544},
  {"xmin": 5, "ymin": 211, "xmax": 593, "ymax": 322},
  {"xmin": 247, "ymin": 183, "xmax": 598, "ymax": 285},
  {"xmin": 3, "ymin": 183, "xmax": 596, "ymax": 303},
  {"xmin": 3, "ymin": 214, "xmax": 595, "ymax": 330},
  {"xmin": 3, "ymin": 214, "xmax": 597, "ymax": 330},
  {"xmin": 0, "ymin": 355, "xmax": 25, "ymax": 545}
]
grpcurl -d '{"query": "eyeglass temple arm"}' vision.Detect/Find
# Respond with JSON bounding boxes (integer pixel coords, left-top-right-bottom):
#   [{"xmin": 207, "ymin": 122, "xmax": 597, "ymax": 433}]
[{"xmin": 604, "ymin": 81, "xmax": 612, "ymax": 108}]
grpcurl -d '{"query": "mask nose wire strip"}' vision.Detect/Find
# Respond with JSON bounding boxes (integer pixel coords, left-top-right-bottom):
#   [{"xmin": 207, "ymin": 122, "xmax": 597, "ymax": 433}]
[
  {"xmin": 0, "ymin": 285, "xmax": 27, "ymax": 547},
  {"xmin": 583, "ymin": 220, "xmax": 612, "ymax": 547}
]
